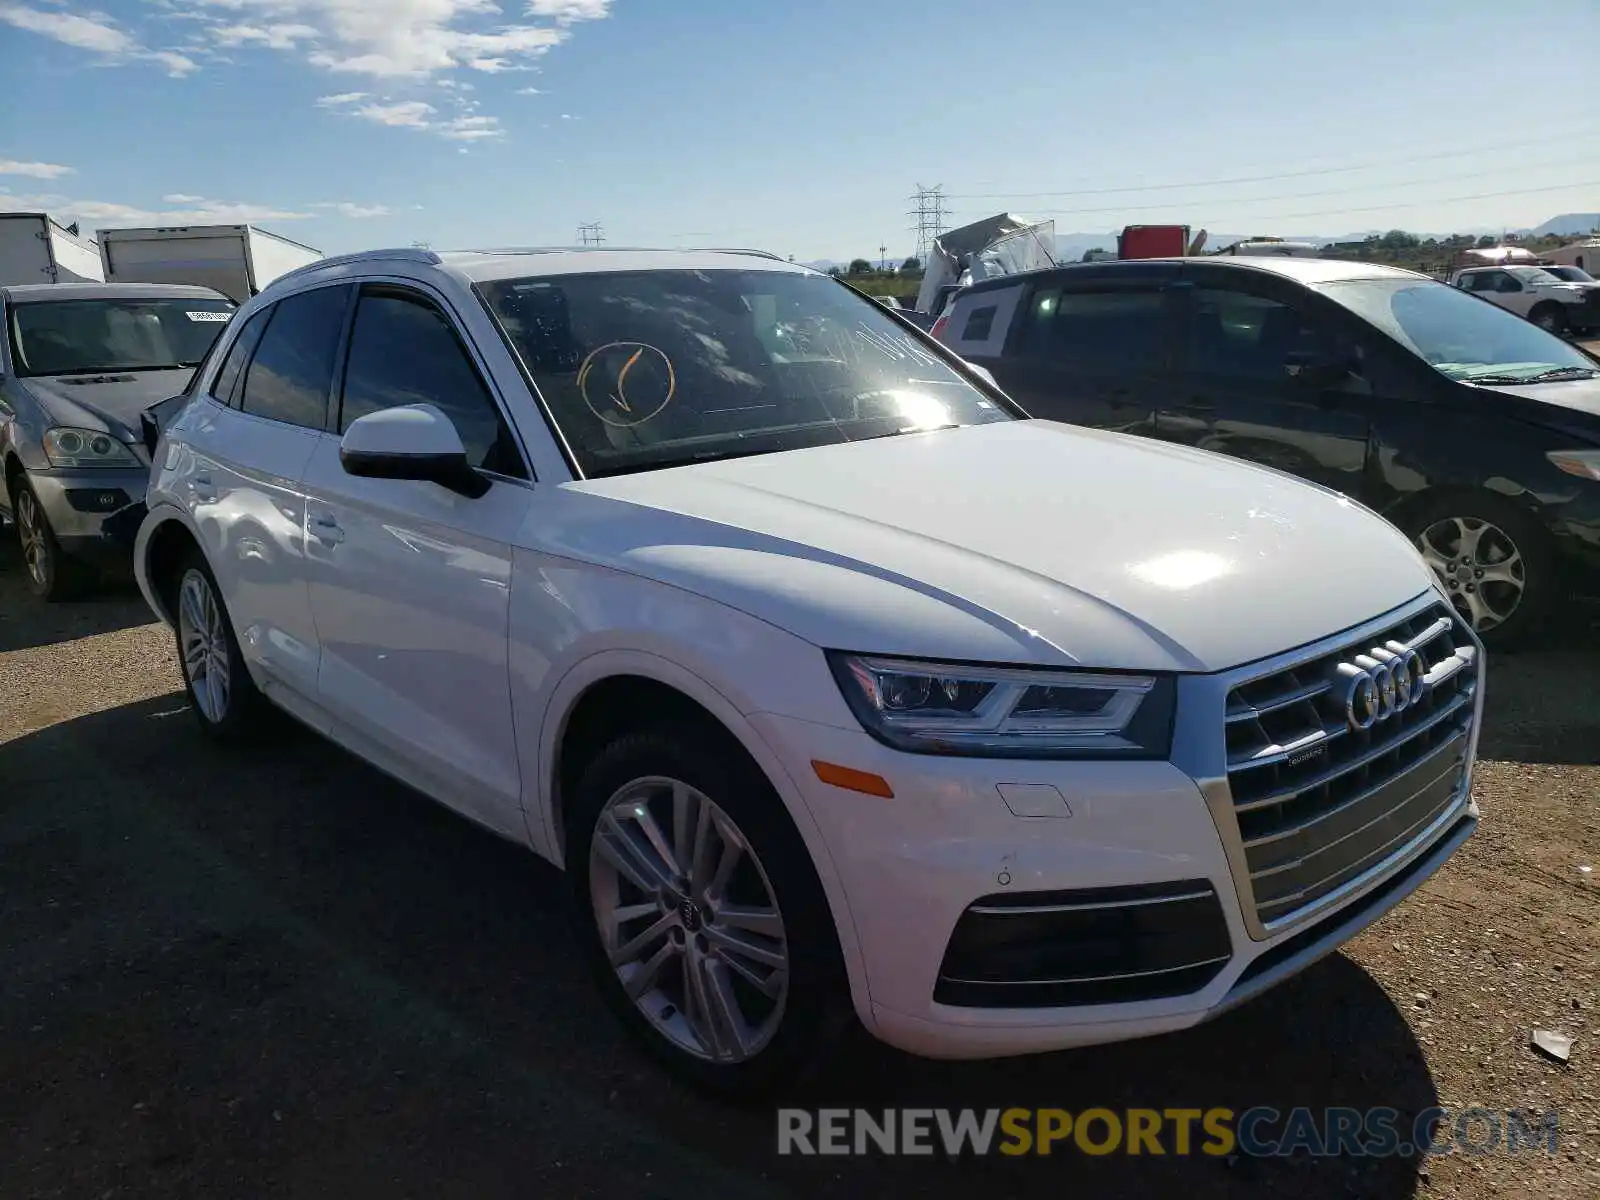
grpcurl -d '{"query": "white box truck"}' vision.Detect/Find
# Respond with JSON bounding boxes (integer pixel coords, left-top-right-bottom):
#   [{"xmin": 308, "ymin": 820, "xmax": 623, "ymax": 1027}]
[
  {"xmin": 97, "ymin": 224, "xmax": 322, "ymax": 303},
  {"xmin": 0, "ymin": 212, "xmax": 106, "ymax": 285}
]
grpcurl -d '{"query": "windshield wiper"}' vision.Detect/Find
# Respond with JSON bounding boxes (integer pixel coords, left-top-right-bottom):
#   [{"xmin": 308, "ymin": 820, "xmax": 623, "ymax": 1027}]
[{"xmin": 1467, "ymin": 367, "xmax": 1599, "ymax": 386}]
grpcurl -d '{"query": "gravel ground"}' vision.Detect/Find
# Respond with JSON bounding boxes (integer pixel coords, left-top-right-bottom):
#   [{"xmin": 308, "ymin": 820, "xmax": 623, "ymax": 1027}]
[{"xmin": 0, "ymin": 549, "xmax": 1596, "ymax": 1199}]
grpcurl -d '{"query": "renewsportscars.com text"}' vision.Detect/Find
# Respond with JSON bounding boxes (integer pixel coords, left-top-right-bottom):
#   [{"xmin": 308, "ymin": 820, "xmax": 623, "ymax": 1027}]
[{"xmin": 776, "ymin": 1106, "xmax": 1560, "ymax": 1158}]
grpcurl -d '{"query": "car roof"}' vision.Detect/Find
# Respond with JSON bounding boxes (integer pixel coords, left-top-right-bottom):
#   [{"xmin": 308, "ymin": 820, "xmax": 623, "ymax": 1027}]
[
  {"xmin": 959, "ymin": 254, "xmax": 1431, "ymax": 296},
  {"xmin": 436, "ymin": 247, "xmax": 812, "ymax": 283},
  {"xmin": 1, "ymin": 282, "xmax": 232, "ymax": 303}
]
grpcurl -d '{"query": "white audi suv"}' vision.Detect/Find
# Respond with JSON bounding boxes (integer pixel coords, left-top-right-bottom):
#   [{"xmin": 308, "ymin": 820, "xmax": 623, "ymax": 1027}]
[{"xmin": 133, "ymin": 247, "xmax": 1483, "ymax": 1096}]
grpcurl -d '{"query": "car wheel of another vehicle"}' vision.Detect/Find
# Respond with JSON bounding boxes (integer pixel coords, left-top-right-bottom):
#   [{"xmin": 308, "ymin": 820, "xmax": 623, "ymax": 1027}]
[
  {"xmin": 169, "ymin": 550, "xmax": 261, "ymax": 739},
  {"xmin": 1407, "ymin": 496, "xmax": 1555, "ymax": 649},
  {"xmin": 1529, "ymin": 303, "xmax": 1568, "ymax": 336},
  {"xmin": 11, "ymin": 477, "xmax": 92, "ymax": 601},
  {"xmin": 568, "ymin": 726, "xmax": 847, "ymax": 1100}
]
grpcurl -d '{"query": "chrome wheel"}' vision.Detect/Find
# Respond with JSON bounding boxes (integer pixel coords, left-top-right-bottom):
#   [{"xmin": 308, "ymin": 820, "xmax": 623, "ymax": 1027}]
[
  {"xmin": 177, "ymin": 568, "xmax": 232, "ymax": 724},
  {"xmin": 1417, "ymin": 515, "xmax": 1526, "ymax": 633},
  {"xmin": 15, "ymin": 488, "xmax": 49, "ymax": 588},
  {"xmin": 589, "ymin": 777, "xmax": 789, "ymax": 1064}
]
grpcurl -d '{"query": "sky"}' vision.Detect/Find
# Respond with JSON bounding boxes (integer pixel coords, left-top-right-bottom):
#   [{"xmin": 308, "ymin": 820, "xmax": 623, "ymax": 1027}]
[{"xmin": 2, "ymin": 0, "xmax": 1598, "ymax": 263}]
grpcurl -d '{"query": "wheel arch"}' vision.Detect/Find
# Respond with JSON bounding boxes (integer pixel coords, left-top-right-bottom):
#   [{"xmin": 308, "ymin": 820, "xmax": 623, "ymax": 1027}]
[
  {"xmin": 533, "ymin": 649, "xmax": 871, "ymax": 1020},
  {"xmin": 135, "ymin": 508, "xmax": 204, "ymax": 625}
]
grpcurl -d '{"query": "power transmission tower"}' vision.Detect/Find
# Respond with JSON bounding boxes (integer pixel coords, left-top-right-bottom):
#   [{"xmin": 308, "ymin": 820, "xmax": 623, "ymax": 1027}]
[
  {"xmin": 906, "ymin": 184, "xmax": 947, "ymax": 263},
  {"xmin": 577, "ymin": 221, "xmax": 605, "ymax": 246}
]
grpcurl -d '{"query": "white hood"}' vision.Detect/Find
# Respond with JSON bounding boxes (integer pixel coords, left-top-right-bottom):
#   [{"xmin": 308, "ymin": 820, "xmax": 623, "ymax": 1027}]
[{"xmin": 554, "ymin": 421, "xmax": 1436, "ymax": 673}]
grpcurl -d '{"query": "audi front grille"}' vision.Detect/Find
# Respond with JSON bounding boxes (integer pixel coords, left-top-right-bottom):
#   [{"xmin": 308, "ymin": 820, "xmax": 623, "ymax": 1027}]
[{"xmin": 1221, "ymin": 600, "xmax": 1478, "ymax": 929}]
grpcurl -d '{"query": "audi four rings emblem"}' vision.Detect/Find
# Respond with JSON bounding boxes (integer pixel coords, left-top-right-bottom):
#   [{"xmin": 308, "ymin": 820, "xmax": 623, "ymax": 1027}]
[{"xmin": 1337, "ymin": 648, "xmax": 1429, "ymax": 731}]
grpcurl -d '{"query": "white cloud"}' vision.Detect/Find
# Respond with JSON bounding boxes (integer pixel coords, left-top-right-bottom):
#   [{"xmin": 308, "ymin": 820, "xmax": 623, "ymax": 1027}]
[
  {"xmin": 526, "ymin": 0, "xmax": 610, "ymax": 22},
  {"xmin": 439, "ymin": 113, "xmax": 502, "ymax": 140},
  {"xmin": 161, "ymin": 192, "xmax": 206, "ymax": 203},
  {"xmin": 514, "ymin": 85, "xmax": 543, "ymax": 94},
  {"xmin": 0, "ymin": 160, "xmax": 74, "ymax": 179},
  {"xmin": 0, "ymin": 4, "xmax": 135, "ymax": 53},
  {"xmin": 315, "ymin": 90, "xmax": 367, "ymax": 105},
  {"xmin": 352, "ymin": 99, "xmax": 436, "ymax": 127},
  {"xmin": 1, "ymin": 4, "xmax": 202, "ymax": 74},
  {"xmin": 311, "ymin": 201, "xmax": 394, "ymax": 218},
  {"xmin": 212, "ymin": 22, "xmax": 318, "ymax": 48},
  {"xmin": 0, "ymin": 191, "xmax": 311, "ymax": 226}
]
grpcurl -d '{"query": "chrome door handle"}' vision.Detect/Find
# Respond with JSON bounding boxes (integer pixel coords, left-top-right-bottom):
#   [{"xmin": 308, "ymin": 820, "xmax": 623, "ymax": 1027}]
[{"xmin": 310, "ymin": 514, "xmax": 345, "ymax": 544}]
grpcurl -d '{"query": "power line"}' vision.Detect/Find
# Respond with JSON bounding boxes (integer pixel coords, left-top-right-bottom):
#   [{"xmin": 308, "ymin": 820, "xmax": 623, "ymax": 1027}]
[
  {"xmin": 945, "ymin": 160, "xmax": 1595, "ymax": 220},
  {"xmin": 1222, "ymin": 178, "xmax": 1600, "ymax": 225},
  {"xmin": 906, "ymin": 184, "xmax": 948, "ymax": 262},
  {"xmin": 945, "ymin": 125, "xmax": 1600, "ymax": 201}
]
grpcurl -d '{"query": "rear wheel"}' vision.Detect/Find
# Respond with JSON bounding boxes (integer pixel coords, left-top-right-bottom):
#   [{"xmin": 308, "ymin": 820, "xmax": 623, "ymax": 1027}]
[
  {"xmin": 11, "ymin": 477, "xmax": 93, "ymax": 601},
  {"xmin": 168, "ymin": 550, "xmax": 263, "ymax": 739},
  {"xmin": 568, "ymin": 726, "xmax": 847, "ymax": 1100},
  {"xmin": 1406, "ymin": 495, "xmax": 1556, "ymax": 649}
]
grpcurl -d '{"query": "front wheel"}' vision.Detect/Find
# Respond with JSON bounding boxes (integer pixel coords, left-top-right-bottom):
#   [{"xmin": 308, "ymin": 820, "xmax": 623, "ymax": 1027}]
[
  {"xmin": 1529, "ymin": 303, "xmax": 1568, "ymax": 336},
  {"xmin": 569, "ymin": 727, "xmax": 847, "ymax": 1100},
  {"xmin": 1407, "ymin": 496, "xmax": 1556, "ymax": 649},
  {"xmin": 12, "ymin": 478, "xmax": 93, "ymax": 601}
]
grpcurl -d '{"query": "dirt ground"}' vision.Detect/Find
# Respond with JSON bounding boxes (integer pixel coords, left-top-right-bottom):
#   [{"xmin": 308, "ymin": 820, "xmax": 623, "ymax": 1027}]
[{"xmin": 0, "ymin": 550, "xmax": 1595, "ymax": 1199}]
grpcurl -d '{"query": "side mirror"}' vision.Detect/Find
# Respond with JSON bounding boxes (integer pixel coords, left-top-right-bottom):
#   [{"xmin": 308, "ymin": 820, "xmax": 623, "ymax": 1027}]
[{"xmin": 339, "ymin": 404, "xmax": 490, "ymax": 499}]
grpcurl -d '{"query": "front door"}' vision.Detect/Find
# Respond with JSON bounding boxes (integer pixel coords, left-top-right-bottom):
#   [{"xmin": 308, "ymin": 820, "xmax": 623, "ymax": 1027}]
[
  {"xmin": 1157, "ymin": 278, "xmax": 1373, "ymax": 498},
  {"xmin": 300, "ymin": 282, "xmax": 534, "ymax": 839}
]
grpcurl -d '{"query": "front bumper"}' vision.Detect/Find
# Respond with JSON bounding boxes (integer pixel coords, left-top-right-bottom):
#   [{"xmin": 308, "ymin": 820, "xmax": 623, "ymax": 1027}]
[
  {"xmin": 27, "ymin": 466, "xmax": 150, "ymax": 572},
  {"xmin": 753, "ymin": 592, "xmax": 1483, "ymax": 1060}
]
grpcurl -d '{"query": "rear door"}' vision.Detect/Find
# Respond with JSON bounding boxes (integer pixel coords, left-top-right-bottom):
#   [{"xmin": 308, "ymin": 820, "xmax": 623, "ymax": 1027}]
[
  {"xmin": 180, "ymin": 283, "xmax": 351, "ymax": 717},
  {"xmin": 980, "ymin": 264, "xmax": 1182, "ymax": 435},
  {"xmin": 1156, "ymin": 267, "xmax": 1372, "ymax": 497},
  {"xmin": 299, "ymin": 281, "xmax": 533, "ymax": 839}
]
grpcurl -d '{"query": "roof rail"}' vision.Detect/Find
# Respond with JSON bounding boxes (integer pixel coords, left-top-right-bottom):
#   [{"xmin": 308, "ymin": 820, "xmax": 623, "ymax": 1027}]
[
  {"xmin": 687, "ymin": 247, "xmax": 789, "ymax": 262},
  {"xmin": 268, "ymin": 246, "xmax": 442, "ymax": 290}
]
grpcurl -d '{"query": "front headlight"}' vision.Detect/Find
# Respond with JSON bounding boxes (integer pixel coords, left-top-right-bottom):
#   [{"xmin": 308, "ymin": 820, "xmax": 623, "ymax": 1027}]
[
  {"xmin": 826, "ymin": 652, "xmax": 1176, "ymax": 759},
  {"xmin": 42, "ymin": 427, "xmax": 141, "ymax": 469},
  {"xmin": 1547, "ymin": 449, "xmax": 1600, "ymax": 481}
]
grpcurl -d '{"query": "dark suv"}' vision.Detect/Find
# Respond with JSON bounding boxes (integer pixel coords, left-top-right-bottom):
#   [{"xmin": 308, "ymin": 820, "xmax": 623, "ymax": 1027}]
[{"xmin": 933, "ymin": 256, "xmax": 1600, "ymax": 648}]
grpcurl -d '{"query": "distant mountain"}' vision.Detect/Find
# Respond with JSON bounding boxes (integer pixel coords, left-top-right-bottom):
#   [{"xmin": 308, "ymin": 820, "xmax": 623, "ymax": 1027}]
[{"xmin": 1527, "ymin": 213, "xmax": 1600, "ymax": 237}]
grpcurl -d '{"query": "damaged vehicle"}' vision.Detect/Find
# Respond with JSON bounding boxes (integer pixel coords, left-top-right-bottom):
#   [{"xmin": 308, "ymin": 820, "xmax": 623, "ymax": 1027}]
[{"xmin": 1, "ymin": 282, "xmax": 235, "ymax": 598}]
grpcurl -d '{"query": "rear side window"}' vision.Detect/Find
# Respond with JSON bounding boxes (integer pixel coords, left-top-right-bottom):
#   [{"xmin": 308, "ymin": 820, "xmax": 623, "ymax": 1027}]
[
  {"xmin": 339, "ymin": 288, "xmax": 526, "ymax": 478},
  {"xmin": 1017, "ymin": 288, "xmax": 1169, "ymax": 370},
  {"xmin": 210, "ymin": 308, "xmax": 271, "ymax": 407},
  {"xmin": 238, "ymin": 286, "xmax": 349, "ymax": 429},
  {"xmin": 961, "ymin": 304, "xmax": 998, "ymax": 342}
]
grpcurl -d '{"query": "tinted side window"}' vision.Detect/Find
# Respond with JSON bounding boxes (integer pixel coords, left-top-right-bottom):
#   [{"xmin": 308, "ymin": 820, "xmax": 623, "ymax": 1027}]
[
  {"xmin": 1017, "ymin": 288, "xmax": 1168, "ymax": 370},
  {"xmin": 339, "ymin": 289, "xmax": 526, "ymax": 478},
  {"xmin": 239, "ymin": 286, "xmax": 348, "ymax": 429},
  {"xmin": 961, "ymin": 304, "xmax": 997, "ymax": 342},
  {"xmin": 1190, "ymin": 289, "xmax": 1353, "ymax": 381},
  {"xmin": 210, "ymin": 307, "xmax": 271, "ymax": 407}
]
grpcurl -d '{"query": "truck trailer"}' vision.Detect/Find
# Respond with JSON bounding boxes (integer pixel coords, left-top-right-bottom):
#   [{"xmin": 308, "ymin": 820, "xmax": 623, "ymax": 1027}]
[
  {"xmin": 97, "ymin": 224, "xmax": 322, "ymax": 303},
  {"xmin": 0, "ymin": 213, "xmax": 106, "ymax": 285}
]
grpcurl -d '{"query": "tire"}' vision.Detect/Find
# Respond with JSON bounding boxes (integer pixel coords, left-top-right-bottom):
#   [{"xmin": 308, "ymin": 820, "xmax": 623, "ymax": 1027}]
[
  {"xmin": 1529, "ymin": 303, "xmax": 1568, "ymax": 336},
  {"xmin": 165, "ymin": 548, "xmax": 263, "ymax": 740},
  {"xmin": 567, "ymin": 725, "xmax": 848, "ymax": 1101},
  {"xmin": 1402, "ymin": 492, "xmax": 1557, "ymax": 650},
  {"xmin": 10, "ymin": 476, "xmax": 94, "ymax": 601}
]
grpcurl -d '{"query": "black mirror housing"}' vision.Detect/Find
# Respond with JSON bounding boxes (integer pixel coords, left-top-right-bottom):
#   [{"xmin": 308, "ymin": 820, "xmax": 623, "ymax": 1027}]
[{"xmin": 340, "ymin": 447, "xmax": 491, "ymax": 499}]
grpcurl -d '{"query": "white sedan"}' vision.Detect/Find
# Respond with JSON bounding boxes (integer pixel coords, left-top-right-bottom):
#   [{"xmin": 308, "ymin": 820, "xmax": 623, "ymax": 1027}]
[{"xmin": 134, "ymin": 247, "xmax": 1482, "ymax": 1096}]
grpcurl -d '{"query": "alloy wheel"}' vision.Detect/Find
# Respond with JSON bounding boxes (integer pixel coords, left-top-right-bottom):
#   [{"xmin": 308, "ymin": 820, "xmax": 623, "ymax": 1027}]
[
  {"xmin": 15, "ymin": 488, "xmax": 49, "ymax": 588},
  {"xmin": 589, "ymin": 776, "xmax": 789, "ymax": 1065},
  {"xmin": 1416, "ymin": 515, "xmax": 1526, "ymax": 633},
  {"xmin": 177, "ymin": 569, "xmax": 232, "ymax": 723}
]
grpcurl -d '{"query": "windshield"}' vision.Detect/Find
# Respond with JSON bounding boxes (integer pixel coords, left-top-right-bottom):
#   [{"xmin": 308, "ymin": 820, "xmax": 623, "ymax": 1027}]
[
  {"xmin": 1317, "ymin": 277, "xmax": 1598, "ymax": 384},
  {"xmin": 1543, "ymin": 266, "xmax": 1594, "ymax": 283},
  {"xmin": 478, "ymin": 268, "xmax": 1012, "ymax": 476},
  {"xmin": 8, "ymin": 297, "xmax": 236, "ymax": 378}
]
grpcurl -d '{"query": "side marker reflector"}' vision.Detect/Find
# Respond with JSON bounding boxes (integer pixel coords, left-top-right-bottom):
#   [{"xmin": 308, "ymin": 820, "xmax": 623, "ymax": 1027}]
[{"xmin": 811, "ymin": 760, "xmax": 894, "ymax": 798}]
